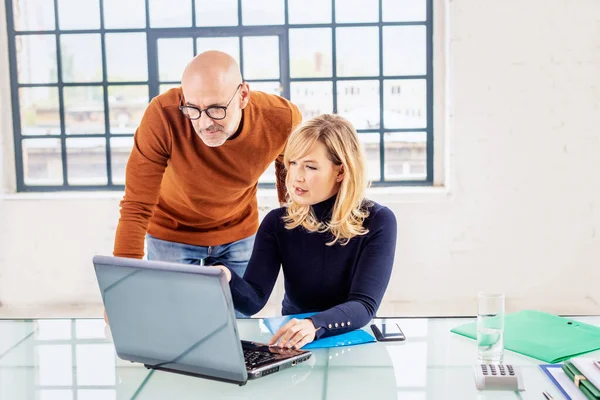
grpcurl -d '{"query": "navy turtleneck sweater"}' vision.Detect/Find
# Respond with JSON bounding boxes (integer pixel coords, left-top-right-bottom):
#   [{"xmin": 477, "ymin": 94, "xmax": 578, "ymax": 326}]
[{"xmin": 228, "ymin": 195, "xmax": 397, "ymax": 339}]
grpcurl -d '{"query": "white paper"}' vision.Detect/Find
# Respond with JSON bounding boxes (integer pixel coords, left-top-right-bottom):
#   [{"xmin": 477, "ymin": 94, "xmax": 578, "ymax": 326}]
[{"xmin": 547, "ymin": 367, "xmax": 588, "ymax": 400}]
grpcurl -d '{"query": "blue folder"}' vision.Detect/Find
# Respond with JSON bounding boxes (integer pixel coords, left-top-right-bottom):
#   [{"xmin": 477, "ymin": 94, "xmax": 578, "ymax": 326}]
[
  {"xmin": 262, "ymin": 312, "xmax": 376, "ymax": 349},
  {"xmin": 540, "ymin": 364, "xmax": 573, "ymax": 400}
]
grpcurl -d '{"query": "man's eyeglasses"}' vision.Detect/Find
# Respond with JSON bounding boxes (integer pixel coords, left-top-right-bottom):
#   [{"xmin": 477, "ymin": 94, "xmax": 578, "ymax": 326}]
[{"xmin": 179, "ymin": 83, "xmax": 242, "ymax": 121}]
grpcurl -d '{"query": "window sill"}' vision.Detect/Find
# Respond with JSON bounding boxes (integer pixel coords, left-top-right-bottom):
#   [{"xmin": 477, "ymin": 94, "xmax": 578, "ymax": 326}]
[{"xmin": 1, "ymin": 185, "xmax": 452, "ymax": 204}]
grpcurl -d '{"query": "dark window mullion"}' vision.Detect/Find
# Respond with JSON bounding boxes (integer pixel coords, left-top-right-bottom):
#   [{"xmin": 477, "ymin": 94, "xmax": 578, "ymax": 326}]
[
  {"xmin": 237, "ymin": 0, "xmax": 244, "ymax": 76},
  {"xmin": 54, "ymin": 0, "xmax": 68, "ymax": 188},
  {"xmin": 281, "ymin": 0, "xmax": 290, "ymax": 98},
  {"xmin": 6, "ymin": 0, "xmax": 25, "ymax": 190},
  {"xmin": 426, "ymin": 0, "xmax": 434, "ymax": 183},
  {"xmin": 146, "ymin": 1, "xmax": 158, "ymax": 99},
  {"xmin": 331, "ymin": 0, "xmax": 337, "ymax": 114},
  {"xmin": 100, "ymin": 0, "xmax": 112, "ymax": 186},
  {"xmin": 23, "ymin": 134, "xmax": 111, "ymax": 140},
  {"xmin": 378, "ymin": 0, "xmax": 385, "ymax": 183}
]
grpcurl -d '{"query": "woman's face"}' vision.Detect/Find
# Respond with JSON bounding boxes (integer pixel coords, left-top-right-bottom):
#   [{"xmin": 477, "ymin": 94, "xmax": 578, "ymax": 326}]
[{"xmin": 287, "ymin": 141, "xmax": 343, "ymax": 206}]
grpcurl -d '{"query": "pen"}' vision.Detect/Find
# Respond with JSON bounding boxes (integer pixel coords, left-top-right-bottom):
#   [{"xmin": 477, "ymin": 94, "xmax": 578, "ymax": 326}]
[{"xmin": 542, "ymin": 391, "xmax": 554, "ymax": 400}]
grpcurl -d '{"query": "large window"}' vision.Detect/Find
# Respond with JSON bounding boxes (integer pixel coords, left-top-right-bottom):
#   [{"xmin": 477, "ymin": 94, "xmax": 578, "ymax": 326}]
[{"xmin": 6, "ymin": 0, "xmax": 433, "ymax": 192}]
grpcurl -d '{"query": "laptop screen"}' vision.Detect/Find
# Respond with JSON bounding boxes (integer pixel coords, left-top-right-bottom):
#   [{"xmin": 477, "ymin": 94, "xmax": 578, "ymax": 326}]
[{"xmin": 93, "ymin": 256, "xmax": 247, "ymax": 383}]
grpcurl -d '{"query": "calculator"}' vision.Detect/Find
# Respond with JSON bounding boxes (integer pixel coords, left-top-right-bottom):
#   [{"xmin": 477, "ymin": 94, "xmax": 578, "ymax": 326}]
[{"xmin": 473, "ymin": 364, "xmax": 525, "ymax": 391}]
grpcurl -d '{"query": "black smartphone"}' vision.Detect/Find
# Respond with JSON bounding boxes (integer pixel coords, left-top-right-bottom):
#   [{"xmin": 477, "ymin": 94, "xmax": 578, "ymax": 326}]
[{"xmin": 370, "ymin": 320, "xmax": 406, "ymax": 342}]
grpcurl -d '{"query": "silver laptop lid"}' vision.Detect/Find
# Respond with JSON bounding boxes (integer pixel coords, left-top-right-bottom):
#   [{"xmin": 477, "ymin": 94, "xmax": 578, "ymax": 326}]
[{"xmin": 92, "ymin": 255, "xmax": 248, "ymax": 383}]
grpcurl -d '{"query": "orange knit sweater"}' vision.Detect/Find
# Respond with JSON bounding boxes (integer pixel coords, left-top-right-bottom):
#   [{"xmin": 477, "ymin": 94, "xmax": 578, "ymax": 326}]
[{"xmin": 113, "ymin": 88, "xmax": 302, "ymax": 258}]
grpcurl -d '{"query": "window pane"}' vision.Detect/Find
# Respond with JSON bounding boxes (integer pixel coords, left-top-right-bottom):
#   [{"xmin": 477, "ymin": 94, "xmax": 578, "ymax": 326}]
[
  {"xmin": 110, "ymin": 137, "xmax": 133, "ymax": 184},
  {"xmin": 158, "ymin": 38, "xmax": 193, "ymax": 82},
  {"xmin": 384, "ymin": 132, "xmax": 426, "ymax": 180},
  {"xmin": 383, "ymin": 79, "xmax": 426, "ymax": 129},
  {"xmin": 106, "ymin": 33, "xmax": 148, "ymax": 82},
  {"xmin": 383, "ymin": 26, "xmax": 426, "ymax": 76},
  {"xmin": 336, "ymin": 27, "xmax": 379, "ymax": 77},
  {"xmin": 66, "ymin": 138, "xmax": 107, "ymax": 185},
  {"xmin": 149, "ymin": 0, "xmax": 192, "ymax": 28},
  {"xmin": 16, "ymin": 35, "xmax": 57, "ymax": 83},
  {"xmin": 258, "ymin": 161, "xmax": 276, "ymax": 183},
  {"xmin": 242, "ymin": 0, "xmax": 284, "ymax": 25},
  {"xmin": 108, "ymin": 85, "xmax": 148, "ymax": 133},
  {"xmin": 359, "ymin": 132, "xmax": 380, "ymax": 181},
  {"xmin": 60, "ymin": 34, "xmax": 102, "ymax": 83},
  {"xmin": 37, "ymin": 345, "xmax": 72, "ymax": 385},
  {"xmin": 78, "ymin": 390, "xmax": 116, "ymax": 400},
  {"xmin": 160, "ymin": 84, "xmax": 180, "ymax": 94},
  {"xmin": 22, "ymin": 139, "xmax": 63, "ymax": 185},
  {"xmin": 103, "ymin": 0, "xmax": 146, "ymax": 29},
  {"xmin": 76, "ymin": 344, "xmax": 116, "ymax": 385},
  {"xmin": 291, "ymin": 81, "xmax": 333, "ymax": 120},
  {"xmin": 13, "ymin": 0, "xmax": 55, "ymax": 31},
  {"xmin": 335, "ymin": 0, "xmax": 379, "ymax": 23},
  {"xmin": 19, "ymin": 87, "xmax": 60, "ymax": 135},
  {"xmin": 288, "ymin": 0, "xmax": 331, "ymax": 24},
  {"xmin": 249, "ymin": 81, "xmax": 281, "ymax": 95},
  {"xmin": 64, "ymin": 86, "xmax": 105, "ymax": 134},
  {"xmin": 57, "ymin": 0, "xmax": 100, "ymax": 30},
  {"xmin": 382, "ymin": 0, "xmax": 426, "ymax": 22},
  {"xmin": 195, "ymin": 0, "xmax": 238, "ymax": 26},
  {"xmin": 242, "ymin": 36, "xmax": 279, "ymax": 80},
  {"xmin": 39, "ymin": 390, "xmax": 73, "ymax": 400},
  {"xmin": 336, "ymin": 80, "xmax": 379, "ymax": 130},
  {"xmin": 36, "ymin": 320, "xmax": 72, "ymax": 340},
  {"xmin": 75, "ymin": 320, "xmax": 107, "ymax": 339},
  {"xmin": 289, "ymin": 28, "xmax": 332, "ymax": 78},
  {"xmin": 196, "ymin": 37, "xmax": 240, "ymax": 66}
]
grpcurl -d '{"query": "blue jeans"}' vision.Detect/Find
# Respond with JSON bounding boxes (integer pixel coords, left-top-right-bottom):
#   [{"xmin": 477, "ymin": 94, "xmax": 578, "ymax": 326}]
[{"xmin": 146, "ymin": 233, "xmax": 256, "ymax": 318}]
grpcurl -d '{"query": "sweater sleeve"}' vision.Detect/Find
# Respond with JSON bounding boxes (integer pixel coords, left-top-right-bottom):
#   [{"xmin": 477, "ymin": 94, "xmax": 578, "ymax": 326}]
[
  {"xmin": 308, "ymin": 207, "xmax": 397, "ymax": 339},
  {"xmin": 229, "ymin": 210, "xmax": 283, "ymax": 315},
  {"xmin": 113, "ymin": 98, "xmax": 172, "ymax": 259}
]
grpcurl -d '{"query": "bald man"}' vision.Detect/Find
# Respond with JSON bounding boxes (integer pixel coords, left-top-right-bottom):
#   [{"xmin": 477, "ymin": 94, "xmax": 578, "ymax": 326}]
[{"xmin": 113, "ymin": 51, "xmax": 302, "ymax": 291}]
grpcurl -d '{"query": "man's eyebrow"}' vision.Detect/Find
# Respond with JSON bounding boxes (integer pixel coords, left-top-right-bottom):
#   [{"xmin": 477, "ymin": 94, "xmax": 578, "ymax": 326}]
[{"xmin": 185, "ymin": 101, "xmax": 224, "ymax": 108}]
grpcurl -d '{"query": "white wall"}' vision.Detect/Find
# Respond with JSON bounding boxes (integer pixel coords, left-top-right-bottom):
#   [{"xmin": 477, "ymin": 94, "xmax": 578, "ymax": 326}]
[{"xmin": 1, "ymin": 0, "xmax": 599, "ymax": 317}]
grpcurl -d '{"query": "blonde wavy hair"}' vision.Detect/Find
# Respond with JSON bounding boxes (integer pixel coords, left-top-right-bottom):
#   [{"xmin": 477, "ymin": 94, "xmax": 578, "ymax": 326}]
[{"xmin": 283, "ymin": 114, "xmax": 371, "ymax": 246}]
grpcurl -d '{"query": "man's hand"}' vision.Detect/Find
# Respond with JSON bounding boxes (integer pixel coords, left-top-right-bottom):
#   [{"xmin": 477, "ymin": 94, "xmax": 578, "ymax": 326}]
[
  {"xmin": 213, "ymin": 264, "xmax": 232, "ymax": 282},
  {"xmin": 269, "ymin": 318, "xmax": 318, "ymax": 349}
]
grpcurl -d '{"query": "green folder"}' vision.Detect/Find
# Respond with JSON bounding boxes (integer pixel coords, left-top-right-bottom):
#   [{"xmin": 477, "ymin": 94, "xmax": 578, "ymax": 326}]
[
  {"xmin": 562, "ymin": 360, "xmax": 600, "ymax": 400},
  {"xmin": 450, "ymin": 310, "xmax": 600, "ymax": 363}
]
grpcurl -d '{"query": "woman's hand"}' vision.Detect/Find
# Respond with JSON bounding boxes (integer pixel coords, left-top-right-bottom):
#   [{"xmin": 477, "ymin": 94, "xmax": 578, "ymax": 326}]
[
  {"xmin": 269, "ymin": 318, "xmax": 318, "ymax": 349},
  {"xmin": 213, "ymin": 264, "xmax": 232, "ymax": 282}
]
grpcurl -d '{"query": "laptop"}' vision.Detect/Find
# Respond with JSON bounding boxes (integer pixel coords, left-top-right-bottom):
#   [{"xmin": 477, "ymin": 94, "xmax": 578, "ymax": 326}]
[{"xmin": 92, "ymin": 255, "xmax": 311, "ymax": 386}]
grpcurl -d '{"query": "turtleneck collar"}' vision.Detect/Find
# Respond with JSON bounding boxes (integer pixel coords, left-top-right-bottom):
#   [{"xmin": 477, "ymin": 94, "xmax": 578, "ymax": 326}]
[{"xmin": 311, "ymin": 193, "xmax": 338, "ymax": 222}]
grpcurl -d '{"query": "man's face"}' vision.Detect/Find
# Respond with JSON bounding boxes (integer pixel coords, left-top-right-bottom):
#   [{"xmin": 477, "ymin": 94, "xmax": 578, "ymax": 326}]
[{"xmin": 182, "ymin": 83, "xmax": 244, "ymax": 147}]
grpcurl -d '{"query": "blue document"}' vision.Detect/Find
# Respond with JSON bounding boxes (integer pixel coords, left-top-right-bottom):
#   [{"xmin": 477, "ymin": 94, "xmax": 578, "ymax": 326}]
[{"xmin": 263, "ymin": 313, "xmax": 376, "ymax": 349}]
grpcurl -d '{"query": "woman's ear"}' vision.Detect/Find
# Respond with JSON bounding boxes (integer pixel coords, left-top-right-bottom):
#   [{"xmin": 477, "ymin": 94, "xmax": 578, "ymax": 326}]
[{"xmin": 336, "ymin": 166, "xmax": 345, "ymax": 183}]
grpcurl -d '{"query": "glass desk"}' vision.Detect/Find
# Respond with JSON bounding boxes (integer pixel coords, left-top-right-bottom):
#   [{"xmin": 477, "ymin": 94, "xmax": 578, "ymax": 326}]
[{"xmin": 1, "ymin": 316, "xmax": 598, "ymax": 399}]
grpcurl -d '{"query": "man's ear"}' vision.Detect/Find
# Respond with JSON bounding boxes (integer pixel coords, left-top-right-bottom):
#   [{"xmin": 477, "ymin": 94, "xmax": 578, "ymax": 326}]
[{"xmin": 239, "ymin": 82, "xmax": 251, "ymax": 109}]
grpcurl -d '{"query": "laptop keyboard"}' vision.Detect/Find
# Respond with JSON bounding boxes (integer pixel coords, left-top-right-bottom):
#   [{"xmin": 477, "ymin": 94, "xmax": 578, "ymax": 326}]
[{"xmin": 244, "ymin": 349, "xmax": 277, "ymax": 369}]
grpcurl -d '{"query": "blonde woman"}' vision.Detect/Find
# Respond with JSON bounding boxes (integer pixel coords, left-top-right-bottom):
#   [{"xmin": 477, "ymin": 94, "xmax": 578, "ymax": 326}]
[{"xmin": 217, "ymin": 114, "xmax": 397, "ymax": 349}]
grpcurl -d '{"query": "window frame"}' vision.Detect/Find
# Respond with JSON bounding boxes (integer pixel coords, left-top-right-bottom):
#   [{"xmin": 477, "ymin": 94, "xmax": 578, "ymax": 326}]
[{"xmin": 5, "ymin": 0, "xmax": 434, "ymax": 192}]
